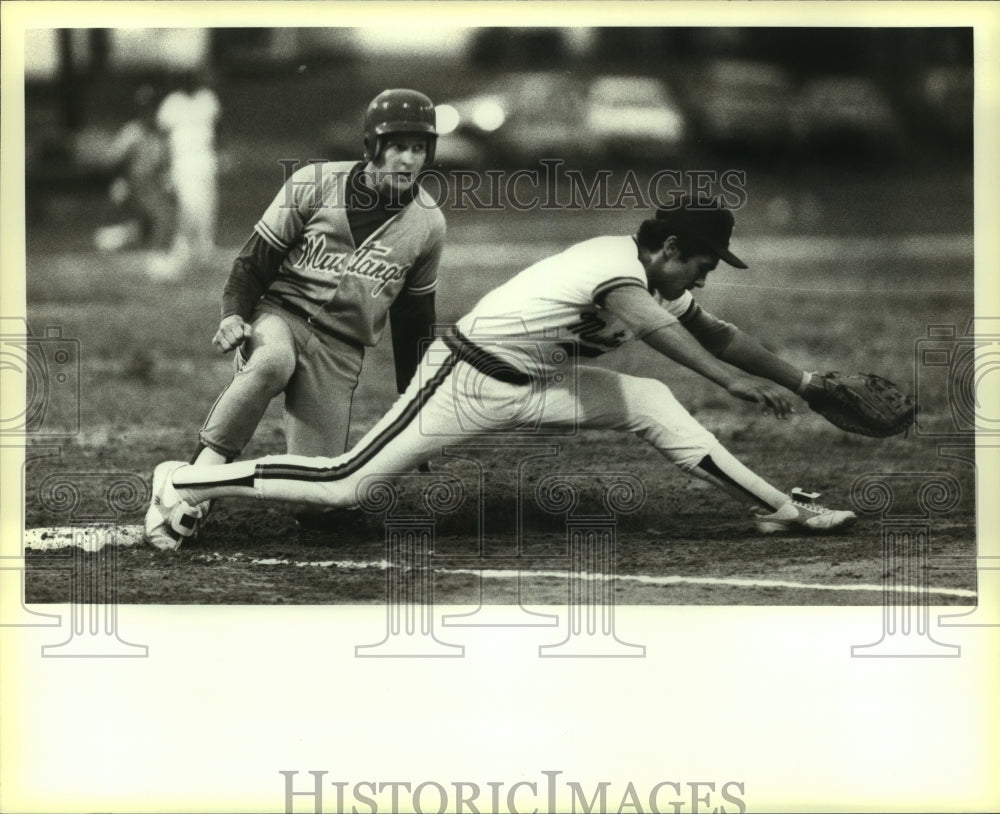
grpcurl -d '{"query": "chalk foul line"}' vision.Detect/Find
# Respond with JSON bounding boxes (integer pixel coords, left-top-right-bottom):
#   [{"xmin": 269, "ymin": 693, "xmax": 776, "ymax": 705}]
[
  {"xmin": 217, "ymin": 557, "xmax": 978, "ymax": 599},
  {"xmin": 21, "ymin": 527, "xmax": 975, "ymax": 599}
]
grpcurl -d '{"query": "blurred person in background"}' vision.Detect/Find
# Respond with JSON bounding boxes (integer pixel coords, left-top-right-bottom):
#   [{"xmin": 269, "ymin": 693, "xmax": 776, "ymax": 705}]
[
  {"xmin": 180, "ymin": 88, "xmax": 445, "ymax": 531},
  {"xmin": 93, "ymin": 84, "xmax": 174, "ymax": 253},
  {"xmin": 149, "ymin": 69, "xmax": 221, "ymax": 278}
]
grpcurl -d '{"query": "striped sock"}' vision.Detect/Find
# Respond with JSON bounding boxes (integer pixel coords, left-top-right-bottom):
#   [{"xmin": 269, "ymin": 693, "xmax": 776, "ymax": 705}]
[
  {"xmin": 190, "ymin": 443, "xmax": 231, "ymax": 466},
  {"xmin": 172, "ymin": 461, "xmax": 257, "ymax": 504},
  {"xmin": 689, "ymin": 443, "xmax": 788, "ymax": 512}
]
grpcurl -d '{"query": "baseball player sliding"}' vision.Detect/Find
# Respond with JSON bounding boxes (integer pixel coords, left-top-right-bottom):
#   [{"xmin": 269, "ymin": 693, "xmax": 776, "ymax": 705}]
[
  {"xmin": 182, "ymin": 89, "xmax": 444, "ymax": 526},
  {"xmin": 146, "ymin": 203, "xmax": 858, "ymax": 550}
]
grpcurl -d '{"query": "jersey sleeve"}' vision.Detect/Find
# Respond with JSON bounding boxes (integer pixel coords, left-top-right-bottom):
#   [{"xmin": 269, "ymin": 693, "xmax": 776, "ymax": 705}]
[
  {"xmin": 221, "ymin": 232, "xmax": 286, "ymax": 320},
  {"xmin": 581, "ymin": 238, "xmax": 649, "ymax": 306},
  {"xmin": 592, "ymin": 275, "xmax": 647, "ymax": 306},
  {"xmin": 403, "ymin": 213, "xmax": 444, "ymax": 296},
  {"xmin": 253, "ymin": 162, "xmax": 325, "ymax": 252},
  {"xmin": 677, "ymin": 296, "xmax": 738, "ymax": 355},
  {"xmin": 601, "ymin": 285, "xmax": 681, "ymax": 340}
]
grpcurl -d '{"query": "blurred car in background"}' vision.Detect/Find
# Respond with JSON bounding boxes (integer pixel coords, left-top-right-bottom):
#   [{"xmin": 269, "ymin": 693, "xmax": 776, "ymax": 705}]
[
  {"xmin": 584, "ymin": 74, "xmax": 686, "ymax": 163},
  {"xmin": 432, "ymin": 93, "xmax": 506, "ymax": 168},
  {"xmin": 684, "ymin": 59, "xmax": 795, "ymax": 153},
  {"xmin": 791, "ymin": 76, "xmax": 903, "ymax": 158},
  {"xmin": 434, "ymin": 71, "xmax": 591, "ymax": 167}
]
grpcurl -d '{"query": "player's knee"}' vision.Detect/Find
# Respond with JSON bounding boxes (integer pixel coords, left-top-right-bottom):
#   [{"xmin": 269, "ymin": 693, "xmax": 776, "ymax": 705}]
[
  {"xmin": 622, "ymin": 377, "xmax": 676, "ymax": 421},
  {"xmin": 637, "ymin": 421, "xmax": 717, "ymax": 466},
  {"xmin": 621, "ymin": 377, "xmax": 717, "ymax": 461},
  {"xmin": 669, "ymin": 436, "xmax": 721, "ymax": 473},
  {"xmin": 242, "ymin": 347, "xmax": 295, "ymax": 393}
]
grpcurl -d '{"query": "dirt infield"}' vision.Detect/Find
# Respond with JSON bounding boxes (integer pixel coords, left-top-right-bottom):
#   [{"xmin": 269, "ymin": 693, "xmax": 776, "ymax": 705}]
[{"xmin": 22, "ymin": 402, "xmax": 977, "ymax": 605}]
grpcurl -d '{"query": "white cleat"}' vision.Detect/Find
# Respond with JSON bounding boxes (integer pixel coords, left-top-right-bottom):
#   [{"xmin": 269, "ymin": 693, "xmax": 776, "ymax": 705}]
[
  {"xmin": 144, "ymin": 461, "xmax": 203, "ymax": 551},
  {"xmin": 754, "ymin": 488, "xmax": 857, "ymax": 535}
]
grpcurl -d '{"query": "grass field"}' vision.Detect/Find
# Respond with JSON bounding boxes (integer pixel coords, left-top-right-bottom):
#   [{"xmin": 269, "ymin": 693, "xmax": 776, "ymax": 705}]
[{"xmin": 18, "ymin": 161, "xmax": 978, "ymax": 606}]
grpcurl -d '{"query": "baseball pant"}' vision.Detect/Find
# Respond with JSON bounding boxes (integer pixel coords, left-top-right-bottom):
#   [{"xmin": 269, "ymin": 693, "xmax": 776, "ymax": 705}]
[
  {"xmin": 177, "ymin": 337, "xmax": 767, "ymax": 510},
  {"xmin": 170, "ymin": 157, "xmax": 218, "ymax": 255},
  {"xmin": 198, "ymin": 300, "xmax": 364, "ymax": 459}
]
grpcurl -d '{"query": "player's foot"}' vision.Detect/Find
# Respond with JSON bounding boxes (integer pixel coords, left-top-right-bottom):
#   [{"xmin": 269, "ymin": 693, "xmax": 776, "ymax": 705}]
[
  {"xmin": 144, "ymin": 461, "xmax": 204, "ymax": 551},
  {"xmin": 190, "ymin": 499, "xmax": 214, "ymax": 541},
  {"xmin": 754, "ymin": 488, "xmax": 857, "ymax": 534}
]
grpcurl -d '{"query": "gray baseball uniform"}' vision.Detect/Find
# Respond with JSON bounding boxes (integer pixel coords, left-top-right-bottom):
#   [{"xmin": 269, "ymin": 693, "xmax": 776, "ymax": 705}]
[{"xmin": 198, "ymin": 159, "xmax": 444, "ymax": 459}]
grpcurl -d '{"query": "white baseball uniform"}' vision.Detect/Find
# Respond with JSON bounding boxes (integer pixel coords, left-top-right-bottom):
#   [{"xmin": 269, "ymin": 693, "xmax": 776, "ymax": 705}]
[
  {"xmin": 157, "ymin": 87, "xmax": 221, "ymax": 258},
  {"xmin": 174, "ymin": 235, "xmax": 760, "ymax": 508}
]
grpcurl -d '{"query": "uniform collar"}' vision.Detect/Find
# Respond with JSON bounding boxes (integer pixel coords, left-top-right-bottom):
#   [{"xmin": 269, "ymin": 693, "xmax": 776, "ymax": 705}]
[{"xmin": 350, "ymin": 161, "xmax": 419, "ymax": 211}]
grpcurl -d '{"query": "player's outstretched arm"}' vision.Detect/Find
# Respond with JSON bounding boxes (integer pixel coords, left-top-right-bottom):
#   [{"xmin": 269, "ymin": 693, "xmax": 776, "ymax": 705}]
[
  {"xmin": 645, "ymin": 324, "xmax": 794, "ymax": 417},
  {"xmin": 604, "ymin": 287, "xmax": 795, "ymax": 417},
  {"xmin": 676, "ymin": 300, "xmax": 807, "ymax": 394},
  {"xmin": 716, "ymin": 331, "xmax": 808, "ymax": 394}
]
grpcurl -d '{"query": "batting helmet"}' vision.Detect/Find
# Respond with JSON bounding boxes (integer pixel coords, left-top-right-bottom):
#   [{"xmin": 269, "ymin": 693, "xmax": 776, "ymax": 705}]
[{"xmin": 363, "ymin": 89, "xmax": 438, "ymax": 164}]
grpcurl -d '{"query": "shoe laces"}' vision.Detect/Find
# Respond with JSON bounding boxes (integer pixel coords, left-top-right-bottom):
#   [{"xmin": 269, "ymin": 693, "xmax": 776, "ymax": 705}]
[{"xmin": 791, "ymin": 496, "xmax": 833, "ymax": 515}]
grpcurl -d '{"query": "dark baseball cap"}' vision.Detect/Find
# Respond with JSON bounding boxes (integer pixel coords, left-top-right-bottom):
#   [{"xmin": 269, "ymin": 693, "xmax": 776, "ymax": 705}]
[{"xmin": 655, "ymin": 206, "xmax": 748, "ymax": 269}]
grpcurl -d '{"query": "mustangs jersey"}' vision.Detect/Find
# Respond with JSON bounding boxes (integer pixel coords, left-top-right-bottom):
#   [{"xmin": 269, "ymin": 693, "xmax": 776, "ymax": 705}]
[
  {"xmin": 254, "ymin": 160, "xmax": 445, "ymax": 347},
  {"xmin": 456, "ymin": 235, "xmax": 696, "ymax": 375}
]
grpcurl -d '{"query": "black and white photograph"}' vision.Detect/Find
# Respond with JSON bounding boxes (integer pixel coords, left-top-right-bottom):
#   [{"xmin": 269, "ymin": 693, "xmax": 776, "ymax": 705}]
[{"xmin": 2, "ymin": 2, "xmax": 998, "ymax": 813}]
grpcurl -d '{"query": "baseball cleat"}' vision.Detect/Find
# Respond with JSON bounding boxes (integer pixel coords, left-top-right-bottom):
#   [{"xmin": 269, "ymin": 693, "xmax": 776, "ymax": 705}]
[
  {"xmin": 754, "ymin": 488, "xmax": 857, "ymax": 535},
  {"xmin": 189, "ymin": 499, "xmax": 214, "ymax": 541},
  {"xmin": 144, "ymin": 461, "xmax": 204, "ymax": 551}
]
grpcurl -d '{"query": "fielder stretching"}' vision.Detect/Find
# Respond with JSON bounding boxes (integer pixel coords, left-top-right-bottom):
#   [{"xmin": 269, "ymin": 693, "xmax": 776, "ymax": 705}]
[
  {"xmin": 183, "ymin": 89, "xmax": 444, "ymax": 526},
  {"xmin": 146, "ymin": 204, "xmax": 856, "ymax": 549}
]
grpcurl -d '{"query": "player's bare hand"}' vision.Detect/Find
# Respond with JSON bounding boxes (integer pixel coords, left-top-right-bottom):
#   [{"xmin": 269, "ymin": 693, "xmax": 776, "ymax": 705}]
[
  {"xmin": 213, "ymin": 315, "xmax": 253, "ymax": 353},
  {"xmin": 726, "ymin": 378, "xmax": 795, "ymax": 419}
]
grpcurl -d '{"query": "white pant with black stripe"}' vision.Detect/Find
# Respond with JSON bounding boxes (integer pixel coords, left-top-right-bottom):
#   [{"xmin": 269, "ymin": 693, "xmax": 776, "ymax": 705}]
[{"xmin": 240, "ymin": 338, "xmax": 721, "ymax": 508}]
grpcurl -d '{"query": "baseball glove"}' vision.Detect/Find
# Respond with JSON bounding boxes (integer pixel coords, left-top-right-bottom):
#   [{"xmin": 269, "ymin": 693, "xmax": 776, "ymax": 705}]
[{"xmin": 803, "ymin": 372, "xmax": 915, "ymax": 438}]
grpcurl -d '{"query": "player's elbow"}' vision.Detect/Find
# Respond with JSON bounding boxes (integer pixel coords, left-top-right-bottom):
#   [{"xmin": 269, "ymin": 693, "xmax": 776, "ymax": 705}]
[{"xmin": 703, "ymin": 325, "xmax": 739, "ymax": 358}]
